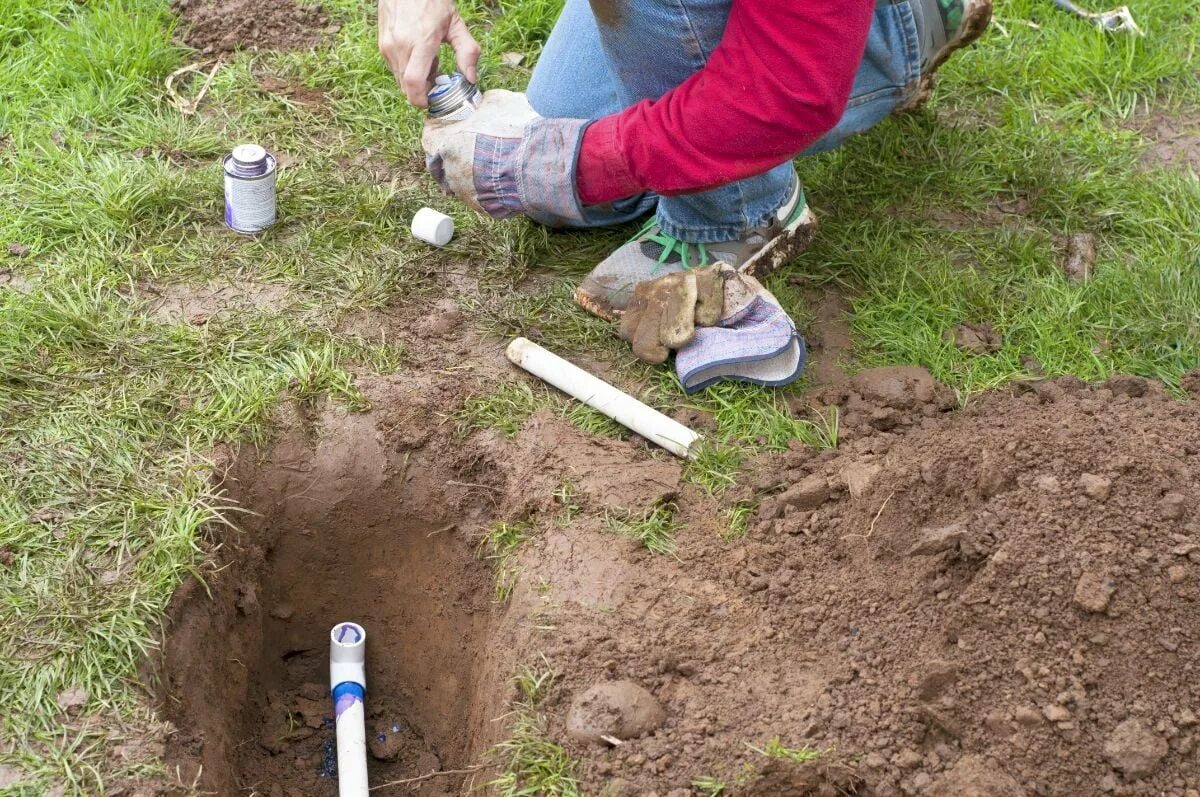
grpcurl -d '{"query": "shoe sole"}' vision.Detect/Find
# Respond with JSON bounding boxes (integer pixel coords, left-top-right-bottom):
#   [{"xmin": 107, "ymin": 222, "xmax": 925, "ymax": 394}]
[
  {"xmin": 897, "ymin": 0, "xmax": 993, "ymax": 113},
  {"xmin": 738, "ymin": 206, "xmax": 819, "ymax": 280}
]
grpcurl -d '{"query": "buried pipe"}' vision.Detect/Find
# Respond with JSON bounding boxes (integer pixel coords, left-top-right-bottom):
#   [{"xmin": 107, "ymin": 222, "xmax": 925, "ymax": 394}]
[
  {"xmin": 330, "ymin": 622, "xmax": 368, "ymax": 797},
  {"xmin": 505, "ymin": 337, "xmax": 700, "ymax": 459}
]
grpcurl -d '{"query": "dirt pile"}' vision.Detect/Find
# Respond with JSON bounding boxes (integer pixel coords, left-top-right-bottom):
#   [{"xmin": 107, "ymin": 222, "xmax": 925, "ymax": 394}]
[
  {"xmin": 494, "ymin": 370, "xmax": 1200, "ymax": 796},
  {"xmin": 171, "ymin": 0, "xmax": 338, "ymax": 54}
]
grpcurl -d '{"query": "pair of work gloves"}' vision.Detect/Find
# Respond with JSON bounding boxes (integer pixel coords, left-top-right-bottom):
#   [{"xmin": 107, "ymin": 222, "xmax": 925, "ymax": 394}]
[{"xmin": 422, "ymin": 90, "xmax": 771, "ymax": 366}]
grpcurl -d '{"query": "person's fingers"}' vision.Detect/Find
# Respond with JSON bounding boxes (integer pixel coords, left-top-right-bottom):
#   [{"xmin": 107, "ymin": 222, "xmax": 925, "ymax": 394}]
[
  {"xmin": 659, "ymin": 273, "xmax": 698, "ymax": 348},
  {"xmin": 403, "ymin": 41, "xmax": 440, "ymax": 106},
  {"xmin": 446, "ymin": 15, "xmax": 481, "ymax": 83},
  {"xmin": 631, "ymin": 300, "xmax": 670, "ymax": 364},
  {"xmin": 619, "ymin": 286, "xmax": 649, "ymax": 343},
  {"xmin": 694, "ymin": 264, "xmax": 724, "ymax": 327}
]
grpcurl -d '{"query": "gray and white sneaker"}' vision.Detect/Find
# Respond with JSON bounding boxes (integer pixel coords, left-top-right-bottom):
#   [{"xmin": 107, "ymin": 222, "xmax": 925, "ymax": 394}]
[
  {"xmin": 900, "ymin": 0, "xmax": 993, "ymax": 112},
  {"xmin": 574, "ymin": 179, "xmax": 817, "ymax": 321}
]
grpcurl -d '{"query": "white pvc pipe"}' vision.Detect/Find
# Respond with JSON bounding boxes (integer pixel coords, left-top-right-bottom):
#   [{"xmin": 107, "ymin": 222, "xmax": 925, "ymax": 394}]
[
  {"xmin": 505, "ymin": 337, "xmax": 700, "ymax": 459},
  {"xmin": 330, "ymin": 622, "xmax": 368, "ymax": 797}
]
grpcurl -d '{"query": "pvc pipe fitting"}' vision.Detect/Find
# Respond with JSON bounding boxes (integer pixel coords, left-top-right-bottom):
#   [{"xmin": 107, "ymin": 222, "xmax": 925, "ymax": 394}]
[
  {"xmin": 505, "ymin": 337, "xmax": 701, "ymax": 459},
  {"xmin": 330, "ymin": 622, "xmax": 368, "ymax": 797},
  {"xmin": 411, "ymin": 207, "xmax": 454, "ymax": 247}
]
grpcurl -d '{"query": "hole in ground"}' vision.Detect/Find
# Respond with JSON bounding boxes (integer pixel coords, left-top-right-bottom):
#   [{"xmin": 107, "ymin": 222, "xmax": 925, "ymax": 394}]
[{"xmin": 157, "ymin": 404, "xmax": 508, "ymax": 796}]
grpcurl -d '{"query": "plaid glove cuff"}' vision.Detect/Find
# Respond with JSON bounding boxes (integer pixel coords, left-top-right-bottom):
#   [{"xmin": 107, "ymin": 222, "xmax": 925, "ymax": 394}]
[{"xmin": 473, "ymin": 117, "xmax": 590, "ymax": 228}]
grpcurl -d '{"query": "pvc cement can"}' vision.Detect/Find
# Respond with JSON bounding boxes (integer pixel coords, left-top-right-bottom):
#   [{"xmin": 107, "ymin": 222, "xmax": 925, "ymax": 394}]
[
  {"xmin": 427, "ymin": 73, "xmax": 482, "ymax": 121},
  {"xmin": 223, "ymin": 144, "xmax": 277, "ymax": 234}
]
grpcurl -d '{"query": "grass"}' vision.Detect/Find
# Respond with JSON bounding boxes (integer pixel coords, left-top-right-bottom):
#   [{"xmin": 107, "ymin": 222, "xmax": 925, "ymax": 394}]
[
  {"xmin": 1, "ymin": 0, "xmax": 1198, "ymax": 790},
  {"xmin": 604, "ymin": 503, "xmax": 682, "ymax": 556},
  {"xmin": 488, "ymin": 661, "xmax": 582, "ymax": 797},
  {"xmin": 476, "ymin": 521, "xmax": 534, "ymax": 602},
  {"xmin": 747, "ymin": 737, "xmax": 825, "ymax": 764},
  {"xmin": 458, "ymin": 379, "xmax": 625, "ymax": 439}
]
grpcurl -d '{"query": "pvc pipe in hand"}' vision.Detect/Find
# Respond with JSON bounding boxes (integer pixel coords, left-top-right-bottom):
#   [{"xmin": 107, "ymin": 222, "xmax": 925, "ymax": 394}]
[
  {"xmin": 505, "ymin": 337, "xmax": 700, "ymax": 458},
  {"xmin": 330, "ymin": 622, "xmax": 368, "ymax": 797}
]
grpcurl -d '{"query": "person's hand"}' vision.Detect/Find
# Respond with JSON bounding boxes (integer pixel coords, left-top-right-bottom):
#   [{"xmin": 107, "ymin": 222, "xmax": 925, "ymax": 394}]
[
  {"xmin": 618, "ymin": 265, "xmax": 725, "ymax": 364},
  {"xmin": 378, "ymin": 0, "xmax": 480, "ymax": 107},
  {"xmin": 421, "ymin": 90, "xmax": 590, "ymax": 227}
]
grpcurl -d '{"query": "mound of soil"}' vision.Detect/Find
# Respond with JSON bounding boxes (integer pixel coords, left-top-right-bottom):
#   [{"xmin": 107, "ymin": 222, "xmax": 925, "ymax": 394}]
[
  {"xmin": 171, "ymin": 0, "xmax": 338, "ymax": 54},
  {"xmin": 495, "ymin": 371, "xmax": 1200, "ymax": 796}
]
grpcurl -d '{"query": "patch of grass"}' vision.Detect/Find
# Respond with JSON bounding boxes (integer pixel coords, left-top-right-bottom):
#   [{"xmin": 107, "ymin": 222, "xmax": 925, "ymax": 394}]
[
  {"xmin": 552, "ymin": 479, "xmax": 580, "ymax": 525},
  {"xmin": 722, "ymin": 501, "xmax": 756, "ymax": 543},
  {"xmin": 747, "ymin": 736, "xmax": 825, "ymax": 764},
  {"xmin": 489, "ymin": 661, "xmax": 582, "ymax": 797},
  {"xmin": 457, "ymin": 379, "xmax": 625, "ymax": 439},
  {"xmin": 605, "ymin": 503, "xmax": 681, "ymax": 556},
  {"xmin": 692, "ymin": 776, "xmax": 728, "ymax": 796},
  {"xmin": 476, "ymin": 520, "xmax": 533, "ymax": 602}
]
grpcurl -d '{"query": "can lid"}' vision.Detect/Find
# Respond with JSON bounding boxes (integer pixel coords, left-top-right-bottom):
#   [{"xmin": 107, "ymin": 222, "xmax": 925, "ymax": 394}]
[{"xmin": 232, "ymin": 144, "xmax": 268, "ymax": 165}]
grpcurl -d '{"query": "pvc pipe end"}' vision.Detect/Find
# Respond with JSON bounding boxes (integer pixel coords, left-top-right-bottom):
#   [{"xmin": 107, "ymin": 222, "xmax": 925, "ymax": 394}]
[
  {"xmin": 330, "ymin": 622, "xmax": 366, "ymax": 690},
  {"xmin": 412, "ymin": 207, "xmax": 454, "ymax": 247}
]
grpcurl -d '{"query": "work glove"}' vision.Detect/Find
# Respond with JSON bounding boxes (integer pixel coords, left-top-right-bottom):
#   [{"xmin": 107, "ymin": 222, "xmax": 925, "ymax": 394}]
[
  {"xmin": 619, "ymin": 263, "xmax": 765, "ymax": 364},
  {"xmin": 421, "ymin": 90, "xmax": 589, "ymax": 228}
]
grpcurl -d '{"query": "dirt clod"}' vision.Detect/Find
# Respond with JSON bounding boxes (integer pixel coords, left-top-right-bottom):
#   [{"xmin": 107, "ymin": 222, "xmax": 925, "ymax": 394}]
[
  {"xmin": 946, "ymin": 321, "xmax": 1002, "ymax": 354},
  {"xmin": 56, "ymin": 687, "xmax": 88, "ymax": 715},
  {"xmin": 1073, "ymin": 568, "xmax": 1116, "ymax": 613},
  {"xmin": 1062, "ymin": 232, "xmax": 1096, "ymax": 282},
  {"xmin": 1079, "ymin": 472, "xmax": 1112, "ymax": 501},
  {"xmin": 0, "ymin": 764, "xmax": 22, "ymax": 788},
  {"xmin": 6, "ymin": 243, "xmax": 29, "ymax": 257},
  {"xmin": 928, "ymin": 755, "xmax": 1025, "ymax": 796},
  {"xmin": 171, "ymin": 0, "xmax": 337, "ymax": 54},
  {"xmin": 1160, "ymin": 492, "xmax": 1188, "ymax": 520},
  {"xmin": 1104, "ymin": 719, "xmax": 1167, "ymax": 778},
  {"xmin": 566, "ymin": 681, "xmax": 665, "ymax": 744}
]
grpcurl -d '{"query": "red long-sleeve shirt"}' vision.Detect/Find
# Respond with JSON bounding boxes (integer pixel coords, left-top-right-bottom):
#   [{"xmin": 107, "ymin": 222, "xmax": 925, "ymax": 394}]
[{"xmin": 575, "ymin": 0, "xmax": 876, "ymax": 204}]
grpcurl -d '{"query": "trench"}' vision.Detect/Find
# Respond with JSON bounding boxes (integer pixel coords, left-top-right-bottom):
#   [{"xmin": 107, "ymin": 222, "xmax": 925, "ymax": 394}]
[{"xmin": 157, "ymin": 410, "xmax": 510, "ymax": 796}]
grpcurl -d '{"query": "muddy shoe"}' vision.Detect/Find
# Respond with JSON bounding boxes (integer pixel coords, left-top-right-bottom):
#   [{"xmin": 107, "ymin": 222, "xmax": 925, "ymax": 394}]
[
  {"xmin": 574, "ymin": 180, "xmax": 816, "ymax": 320},
  {"xmin": 899, "ymin": 0, "xmax": 993, "ymax": 112}
]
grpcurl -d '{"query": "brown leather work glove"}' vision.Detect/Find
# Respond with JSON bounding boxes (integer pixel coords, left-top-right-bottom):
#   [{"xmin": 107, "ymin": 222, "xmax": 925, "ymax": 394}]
[{"xmin": 618, "ymin": 264, "xmax": 725, "ymax": 364}]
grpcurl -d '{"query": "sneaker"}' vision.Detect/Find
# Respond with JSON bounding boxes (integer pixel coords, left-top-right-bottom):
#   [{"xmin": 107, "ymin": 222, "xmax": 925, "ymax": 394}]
[
  {"xmin": 898, "ymin": 0, "xmax": 993, "ymax": 112},
  {"xmin": 574, "ymin": 180, "xmax": 817, "ymax": 320}
]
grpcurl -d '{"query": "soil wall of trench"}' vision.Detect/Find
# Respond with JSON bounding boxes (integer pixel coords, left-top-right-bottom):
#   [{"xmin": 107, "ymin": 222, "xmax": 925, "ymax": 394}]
[{"xmin": 157, "ymin": 368, "xmax": 1200, "ymax": 797}]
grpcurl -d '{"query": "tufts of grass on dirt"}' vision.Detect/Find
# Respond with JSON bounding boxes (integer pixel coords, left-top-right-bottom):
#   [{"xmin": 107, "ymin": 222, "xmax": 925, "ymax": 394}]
[
  {"xmin": 488, "ymin": 662, "xmax": 582, "ymax": 797},
  {"xmin": 748, "ymin": 737, "xmax": 825, "ymax": 764},
  {"xmin": 476, "ymin": 520, "xmax": 533, "ymax": 602},
  {"xmin": 604, "ymin": 503, "xmax": 681, "ymax": 556}
]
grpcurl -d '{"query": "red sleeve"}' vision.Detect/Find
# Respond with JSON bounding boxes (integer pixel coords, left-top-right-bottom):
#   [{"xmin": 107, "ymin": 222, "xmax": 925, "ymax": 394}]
[{"xmin": 575, "ymin": 0, "xmax": 876, "ymax": 205}]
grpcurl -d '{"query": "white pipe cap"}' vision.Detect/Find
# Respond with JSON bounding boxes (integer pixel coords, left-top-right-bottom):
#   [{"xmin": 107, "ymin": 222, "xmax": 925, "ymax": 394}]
[{"xmin": 411, "ymin": 207, "xmax": 454, "ymax": 247}]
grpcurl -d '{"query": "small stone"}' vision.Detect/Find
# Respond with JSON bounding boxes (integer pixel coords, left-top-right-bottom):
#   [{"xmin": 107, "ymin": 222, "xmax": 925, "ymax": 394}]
[
  {"xmin": 566, "ymin": 681, "xmax": 665, "ymax": 744},
  {"xmin": 1035, "ymin": 475, "xmax": 1061, "ymax": 493},
  {"xmin": 1168, "ymin": 565, "xmax": 1188, "ymax": 584},
  {"xmin": 1178, "ymin": 709, "xmax": 1197, "ymax": 728},
  {"xmin": 1079, "ymin": 473, "xmax": 1112, "ymax": 501},
  {"xmin": 1043, "ymin": 704, "xmax": 1071, "ymax": 722},
  {"xmin": 269, "ymin": 603, "xmax": 295, "ymax": 620},
  {"xmin": 56, "ymin": 687, "xmax": 88, "ymax": 715},
  {"xmin": 906, "ymin": 524, "xmax": 966, "ymax": 557},
  {"xmin": 500, "ymin": 51, "xmax": 525, "ymax": 67},
  {"xmin": 894, "ymin": 749, "xmax": 922, "ymax": 769},
  {"xmin": 1074, "ymin": 568, "xmax": 1116, "ymax": 613},
  {"xmin": 775, "ymin": 473, "xmax": 832, "ymax": 511},
  {"xmin": 1160, "ymin": 493, "xmax": 1188, "ymax": 520},
  {"xmin": 1015, "ymin": 706, "xmax": 1044, "ymax": 727},
  {"xmin": 1104, "ymin": 719, "xmax": 1167, "ymax": 778}
]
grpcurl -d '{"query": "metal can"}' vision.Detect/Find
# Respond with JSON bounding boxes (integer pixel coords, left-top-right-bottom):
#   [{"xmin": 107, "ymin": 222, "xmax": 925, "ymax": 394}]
[
  {"xmin": 222, "ymin": 144, "xmax": 277, "ymax": 234},
  {"xmin": 427, "ymin": 73, "xmax": 482, "ymax": 121}
]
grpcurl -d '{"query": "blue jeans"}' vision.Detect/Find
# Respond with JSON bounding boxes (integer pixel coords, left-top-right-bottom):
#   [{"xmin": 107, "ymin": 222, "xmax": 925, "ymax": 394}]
[{"xmin": 528, "ymin": 0, "xmax": 923, "ymax": 242}]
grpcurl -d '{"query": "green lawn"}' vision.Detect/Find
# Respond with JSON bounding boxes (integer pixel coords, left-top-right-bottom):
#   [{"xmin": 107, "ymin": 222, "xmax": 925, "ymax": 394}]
[{"xmin": 1, "ymin": 0, "xmax": 1197, "ymax": 792}]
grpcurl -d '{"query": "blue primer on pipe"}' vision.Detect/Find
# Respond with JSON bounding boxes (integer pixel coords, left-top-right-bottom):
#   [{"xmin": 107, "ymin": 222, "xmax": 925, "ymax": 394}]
[{"xmin": 332, "ymin": 681, "xmax": 364, "ymax": 719}]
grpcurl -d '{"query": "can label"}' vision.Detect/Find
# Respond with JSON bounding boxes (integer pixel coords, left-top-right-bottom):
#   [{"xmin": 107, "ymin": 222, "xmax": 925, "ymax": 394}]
[{"xmin": 223, "ymin": 153, "xmax": 277, "ymax": 234}]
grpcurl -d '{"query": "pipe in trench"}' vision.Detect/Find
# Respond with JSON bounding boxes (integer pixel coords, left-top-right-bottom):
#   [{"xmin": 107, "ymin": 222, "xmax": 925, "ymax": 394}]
[{"xmin": 330, "ymin": 622, "xmax": 368, "ymax": 797}]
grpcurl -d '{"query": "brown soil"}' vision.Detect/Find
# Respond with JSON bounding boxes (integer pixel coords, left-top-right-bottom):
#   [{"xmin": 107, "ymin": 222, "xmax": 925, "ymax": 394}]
[
  {"xmin": 157, "ymin": 353, "xmax": 1200, "ymax": 796},
  {"xmin": 170, "ymin": 0, "xmax": 339, "ymax": 54},
  {"xmin": 1135, "ymin": 110, "xmax": 1200, "ymax": 174}
]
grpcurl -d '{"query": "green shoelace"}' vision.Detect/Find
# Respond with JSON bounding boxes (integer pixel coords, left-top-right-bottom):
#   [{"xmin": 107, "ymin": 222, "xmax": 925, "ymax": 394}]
[{"xmin": 632, "ymin": 217, "xmax": 712, "ymax": 272}]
